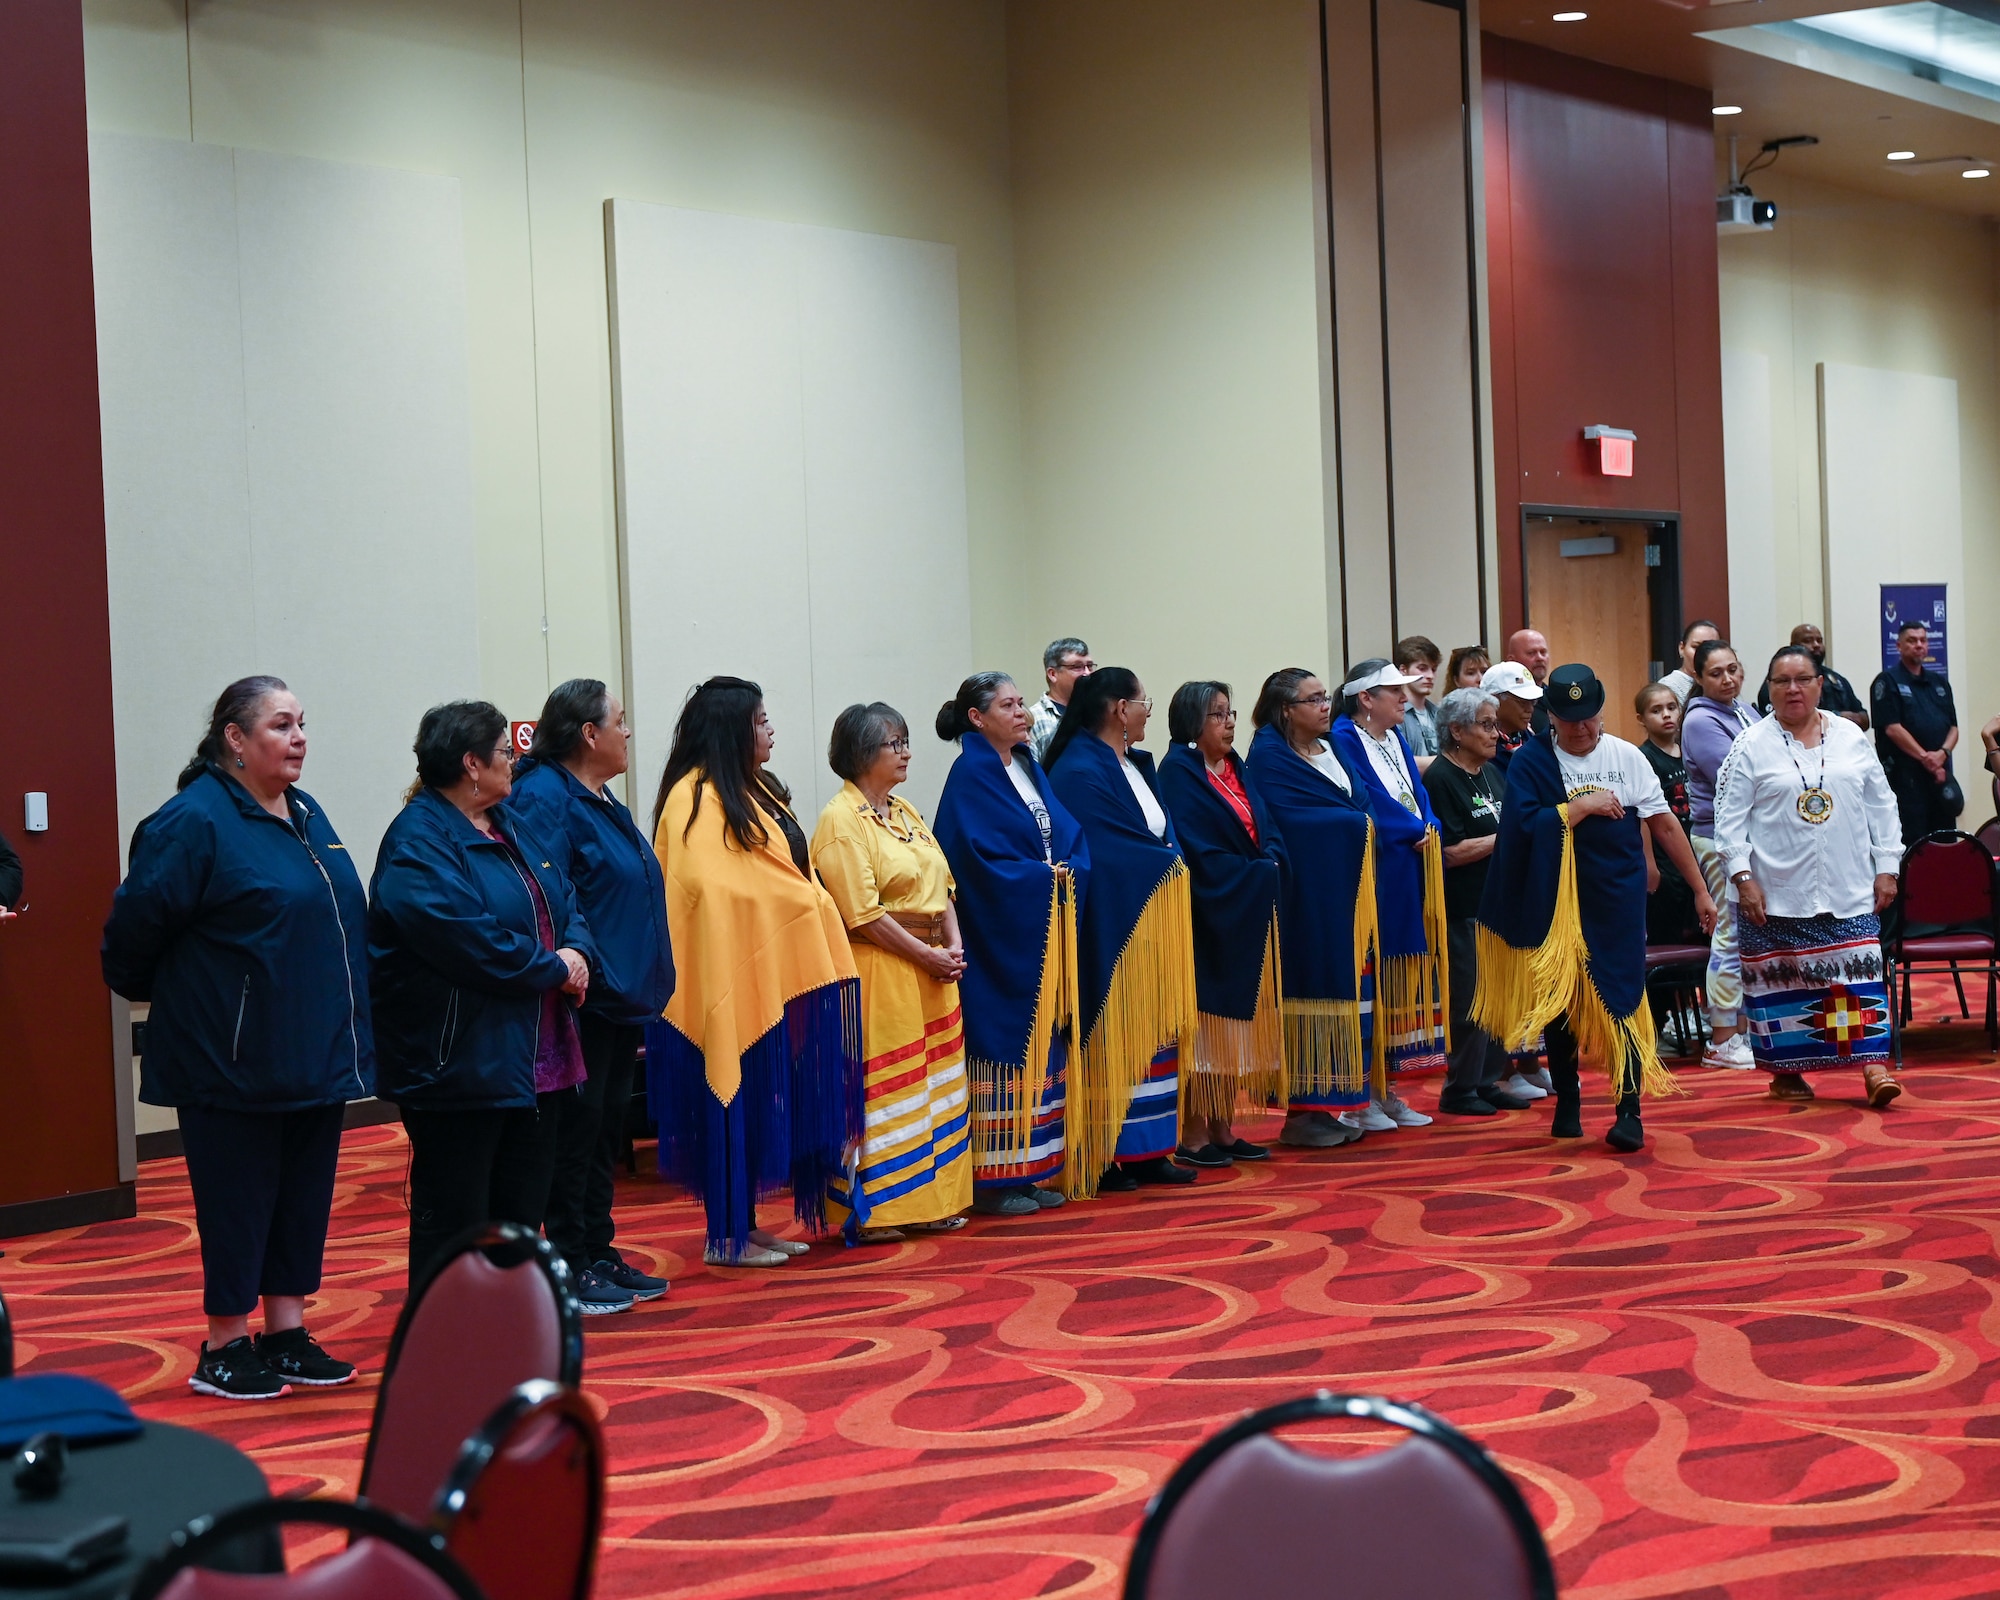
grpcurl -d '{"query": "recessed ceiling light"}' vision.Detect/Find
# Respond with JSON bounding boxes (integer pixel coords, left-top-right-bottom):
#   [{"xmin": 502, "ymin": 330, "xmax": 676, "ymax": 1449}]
[
  {"xmin": 1713, "ymin": 105, "xmax": 1743, "ymax": 116},
  {"xmin": 1965, "ymin": 167, "xmax": 1991, "ymax": 178},
  {"xmin": 1887, "ymin": 150, "xmax": 1917, "ymax": 160},
  {"xmin": 1553, "ymin": 10, "xmax": 1587, "ymax": 19}
]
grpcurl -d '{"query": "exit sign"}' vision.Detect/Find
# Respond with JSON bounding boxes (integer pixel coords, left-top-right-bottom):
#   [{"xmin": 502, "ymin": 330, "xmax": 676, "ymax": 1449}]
[{"xmin": 1584, "ymin": 424, "xmax": 1635, "ymax": 478}]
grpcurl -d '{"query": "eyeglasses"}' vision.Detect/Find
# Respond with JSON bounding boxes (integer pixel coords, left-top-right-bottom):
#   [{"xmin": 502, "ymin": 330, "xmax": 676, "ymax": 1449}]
[
  {"xmin": 1122, "ymin": 698, "xmax": 1154, "ymax": 714},
  {"xmin": 1060, "ymin": 658, "xmax": 1096, "ymax": 673},
  {"xmin": 1473, "ymin": 719, "xmax": 1500, "ymax": 732},
  {"xmin": 1768, "ymin": 675, "xmax": 1817, "ymax": 689},
  {"xmin": 1291, "ymin": 692, "xmax": 1332, "ymax": 707},
  {"xmin": 879, "ymin": 737, "xmax": 912, "ymax": 754},
  {"xmin": 1206, "ymin": 707, "xmax": 1238, "ymax": 721}
]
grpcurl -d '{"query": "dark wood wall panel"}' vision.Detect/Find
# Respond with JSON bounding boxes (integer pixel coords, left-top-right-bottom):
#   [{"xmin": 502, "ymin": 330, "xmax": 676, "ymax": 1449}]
[
  {"xmin": 0, "ymin": 1, "xmax": 129, "ymax": 1225},
  {"xmin": 1481, "ymin": 35, "xmax": 1729, "ymax": 636}
]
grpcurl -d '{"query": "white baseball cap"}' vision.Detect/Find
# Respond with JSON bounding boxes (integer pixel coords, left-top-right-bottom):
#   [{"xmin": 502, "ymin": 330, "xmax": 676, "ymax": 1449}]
[
  {"xmin": 1341, "ymin": 662, "xmax": 1420, "ymax": 695},
  {"xmin": 1480, "ymin": 662, "xmax": 1545, "ymax": 701}
]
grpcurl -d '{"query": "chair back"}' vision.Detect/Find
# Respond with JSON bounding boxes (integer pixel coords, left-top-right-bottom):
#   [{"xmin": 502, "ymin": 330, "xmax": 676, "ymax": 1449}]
[
  {"xmin": 0, "ymin": 1282, "xmax": 12, "ymax": 1377},
  {"xmin": 359, "ymin": 1224, "xmax": 582, "ymax": 1525},
  {"xmin": 1896, "ymin": 831, "xmax": 1999, "ymax": 937},
  {"xmin": 130, "ymin": 1495, "xmax": 485, "ymax": 1600},
  {"xmin": 1975, "ymin": 817, "xmax": 2000, "ymax": 861},
  {"xmin": 1124, "ymin": 1393, "xmax": 1555, "ymax": 1600},
  {"xmin": 432, "ymin": 1381, "xmax": 604, "ymax": 1600}
]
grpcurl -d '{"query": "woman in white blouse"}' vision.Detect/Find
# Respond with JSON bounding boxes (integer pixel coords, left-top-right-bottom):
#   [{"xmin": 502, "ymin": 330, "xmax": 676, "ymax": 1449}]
[{"xmin": 1712, "ymin": 644, "xmax": 1903, "ymax": 1107}]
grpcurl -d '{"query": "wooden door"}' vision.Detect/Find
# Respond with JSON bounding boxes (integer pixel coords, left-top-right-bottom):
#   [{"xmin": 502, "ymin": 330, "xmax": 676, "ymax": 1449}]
[{"xmin": 1524, "ymin": 522, "xmax": 1653, "ymax": 744}]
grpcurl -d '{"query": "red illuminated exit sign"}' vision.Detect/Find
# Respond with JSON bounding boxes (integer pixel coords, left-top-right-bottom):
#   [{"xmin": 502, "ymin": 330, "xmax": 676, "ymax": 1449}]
[{"xmin": 1584, "ymin": 424, "xmax": 1636, "ymax": 477}]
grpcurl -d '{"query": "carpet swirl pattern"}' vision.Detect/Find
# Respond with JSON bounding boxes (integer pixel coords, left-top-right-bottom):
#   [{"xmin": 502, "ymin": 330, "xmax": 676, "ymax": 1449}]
[{"xmin": 4, "ymin": 989, "xmax": 1998, "ymax": 1599}]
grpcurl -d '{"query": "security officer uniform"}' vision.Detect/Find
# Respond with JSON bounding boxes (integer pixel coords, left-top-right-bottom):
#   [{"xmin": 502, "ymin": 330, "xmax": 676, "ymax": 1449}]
[{"xmin": 1871, "ymin": 661, "xmax": 1960, "ymax": 845}]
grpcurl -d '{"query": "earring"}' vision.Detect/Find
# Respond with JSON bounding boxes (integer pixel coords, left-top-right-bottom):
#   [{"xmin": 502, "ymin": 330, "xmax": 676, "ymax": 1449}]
[
  {"xmin": 235, "ymin": 757, "xmax": 245, "ymax": 769},
  {"xmin": 472, "ymin": 779, "xmax": 481, "ymax": 798}
]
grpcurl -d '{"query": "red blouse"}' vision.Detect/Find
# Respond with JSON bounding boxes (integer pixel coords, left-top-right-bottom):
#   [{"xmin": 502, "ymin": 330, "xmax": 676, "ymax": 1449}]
[{"xmin": 1206, "ymin": 760, "xmax": 1258, "ymax": 843}]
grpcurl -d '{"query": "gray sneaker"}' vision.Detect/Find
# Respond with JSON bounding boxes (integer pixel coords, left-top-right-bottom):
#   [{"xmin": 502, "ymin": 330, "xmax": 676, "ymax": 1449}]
[
  {"xmin": 973, "ymin": 1188, "xmax": 1041, "ymax": 1217},
  {"xmin": 1279, "ymin": 1110, "xmax": 1361, "ymax": 1148}
]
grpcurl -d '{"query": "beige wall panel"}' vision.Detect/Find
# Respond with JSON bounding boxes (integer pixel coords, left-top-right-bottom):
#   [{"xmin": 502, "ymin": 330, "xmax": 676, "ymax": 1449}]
[
  {"xmin": 1321, "ymin": 0, "xmax": 1394, "ymax": 665},
  {"xmin": 1009, "ymin": 0, "xmax": 1335, "ymax": 704},
  {"xmin": 1377, "ymin": 0, "xmax": 1481, "ymax": 656}
]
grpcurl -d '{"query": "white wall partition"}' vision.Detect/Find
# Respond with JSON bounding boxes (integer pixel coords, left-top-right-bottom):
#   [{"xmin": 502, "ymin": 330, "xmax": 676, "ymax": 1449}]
[
  {"xmin": 1818, "ymin": 360, "xmax": 1968, "ymax": 788},
  {"xmin": 91, "ymin": 133, "xmax": 480, "ymax": 881},
  {"xmin": 1722, "ymin": 347, "xmax": 1778, "ymax": 673},
  {"xmin": 607, "ymin": 200, "xmax": 972, "ymax": 820}
]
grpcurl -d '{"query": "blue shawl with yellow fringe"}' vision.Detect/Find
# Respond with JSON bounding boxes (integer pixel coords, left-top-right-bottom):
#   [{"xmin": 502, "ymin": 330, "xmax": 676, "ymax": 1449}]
[
  {"xmin": 1045, "ymin": 733, "xmax": 1198, "ymax": 1193},
  {"xmin": 1472, "ymin": 731, "xmax": 1669, "ymax": 1097},
  {"xmin": 934, "ymin": 736, "xmax": 1088, "ymax": 1158},
  {"xmin": 1331, "ymin": 715, "xmax": 1449, "ymax": 1074},
  {"xmin": 1242, "ymin": 724, "xmax": 1377, "ymax": 1102}
]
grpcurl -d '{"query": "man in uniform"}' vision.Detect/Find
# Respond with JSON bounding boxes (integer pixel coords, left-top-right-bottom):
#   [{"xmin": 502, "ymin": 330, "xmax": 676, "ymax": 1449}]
[
  {"xmin": 1871, "ymin": 620, "xmax": 1960, "ymax": 846},
  {"xmin": 1755, "ymin": 623, "xmax": 1867, "ymax": 728}
]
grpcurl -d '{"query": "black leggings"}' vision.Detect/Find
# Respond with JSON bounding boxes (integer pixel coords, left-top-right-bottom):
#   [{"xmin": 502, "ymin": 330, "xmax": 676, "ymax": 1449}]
[
  {"xmin": 544, "ymin": 1015, "xmax": 644, "ymax": 1274},
  {"xmin": 1544, "ymin": 1012, "xmax": 1640, "ymax": 1112},
  {"xmin": 179, "ymin": 1103, "xmax": 346, "ymax": 1318},
  {"xmin": 400, "ymin": 1096, "xmax": 563, "ymax": 1286}
]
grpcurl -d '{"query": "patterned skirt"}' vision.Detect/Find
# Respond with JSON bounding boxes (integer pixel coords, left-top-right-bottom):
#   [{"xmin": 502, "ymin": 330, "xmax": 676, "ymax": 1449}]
[
  {"xmin": 1113, "ymin": 1042, "xmax": 1183, "ymax": 1162},
  {"xmin": 1741, "ymin": 913, "xmax": 1891, "ymax": 1073}
]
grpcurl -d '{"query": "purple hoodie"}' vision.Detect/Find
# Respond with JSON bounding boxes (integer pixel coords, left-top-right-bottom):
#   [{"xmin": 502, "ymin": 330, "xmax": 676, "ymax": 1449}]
[{"xmin": 1681, "ymin": 696, "xmax": 1761, "ymax": 836}]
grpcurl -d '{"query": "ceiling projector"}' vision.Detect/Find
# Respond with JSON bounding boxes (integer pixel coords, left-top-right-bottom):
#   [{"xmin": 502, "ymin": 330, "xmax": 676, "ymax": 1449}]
[{"xmin": 1717, "ymin": 190, "xmax": 1777, "ymax": 233}]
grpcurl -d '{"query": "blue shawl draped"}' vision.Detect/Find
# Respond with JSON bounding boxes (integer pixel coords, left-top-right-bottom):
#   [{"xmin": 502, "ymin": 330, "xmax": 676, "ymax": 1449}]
[
  {"xmin": 1045, "ymin": 732, "xmax": 1198, "ymax": 1189},
  {"xmin": 1243, "ymin": 724, "xmax": 1377, "ymax": 1101},
  {"xmin": 1329, "ymin": 717, "xmax": 1439, "ymax": 961},
  {"xmin": 1156, "ymin": 745, "xmax": 1282, "ymax": 1020},
  {"xmin": 1473, "ymin": 731, "xmax": 1668, "ymax": 1097},
  {"xmin": 933, "ymin": 734, "xmax": 1089, "ymax": 1071}
]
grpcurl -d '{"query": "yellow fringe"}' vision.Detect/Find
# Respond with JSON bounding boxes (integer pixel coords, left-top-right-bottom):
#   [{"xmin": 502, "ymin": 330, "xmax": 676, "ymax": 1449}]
[
  {"xmin": 1468, "ymin": 802, "xmax": 1678, "ymax": 1099},
  {"xmin": 968, "ymin": 867, "xmax": 1081, "ymax": 1168},
  {"xmin": 1281, "ymin": 997, "xmax": 1369, "ymax": 1102},
  {"xmin": 1366, "ymin": 828, "xmax": 1451, "ymax": 1096},
  {"xmin": 1063, "ymin": 863, "xmax": 1199, "ymax": 1199},
  {"xmin": 1184, "ymin": 914, "xmax": 1286, "ymax": 1125}
]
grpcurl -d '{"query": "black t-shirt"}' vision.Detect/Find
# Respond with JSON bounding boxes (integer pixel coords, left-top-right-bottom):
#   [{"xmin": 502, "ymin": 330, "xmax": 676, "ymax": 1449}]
[
  {"xmin": 1422, "ymin": 755, "xmax": 1505, "ymax": 921},
  {"xmin": 1638, "ymin": 740, "xmax": 1691, "ymax": 827},
  {"xmin": 1755, "ymin": 660, "xmax": 1863, "ymax": 718},
  {"xmin": 1871, "ymin": 663, "xmax": 1957, "ymax": 770}
]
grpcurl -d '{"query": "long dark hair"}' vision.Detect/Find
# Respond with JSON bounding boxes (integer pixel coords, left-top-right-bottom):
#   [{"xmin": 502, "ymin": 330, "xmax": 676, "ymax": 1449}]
[
  {"xmin": 178, "ymin": 675, "xmax": 288, "ymax": 790},
  {"xmin": 1252, "ymin": 668, "xmax": 1315, "ymax": 732},
  {"xmin": 1043, "ymin": 666, "xmax": 1140, "ymax": 770},
  {"xmin": 1167, "ymin": 680, "xmax": 1230, "ymax": 745},
  {"xmin": 936, "ymin": 671, "xmax": 1014, "ymax": 741},
  {"xmin": 653, "ymin": 676, "xmax": 788, "ymax": 851},
  {"xmin": 524, "ymin": 678, "xmax": 612, "ymax": 768}
]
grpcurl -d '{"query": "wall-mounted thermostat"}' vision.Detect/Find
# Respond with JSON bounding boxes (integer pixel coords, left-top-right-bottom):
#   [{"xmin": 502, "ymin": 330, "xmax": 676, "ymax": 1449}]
[{"xmin": 24, "ymin": 793, "xmax": 48, "ymax": 833}]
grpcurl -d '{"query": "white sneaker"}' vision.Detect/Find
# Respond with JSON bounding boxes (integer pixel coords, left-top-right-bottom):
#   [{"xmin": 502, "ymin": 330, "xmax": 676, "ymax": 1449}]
[
  {"xmin": 1522, "ymin": 1065, "xmax": 1552, "ymax": 1092},
  {"xmin": 1702, "ymin": 1035, "xmax": 1756, "ymax": 1071},
  {"xmin": 1381, "ymin": 1091, "xmax": 1432, "ymax": 1127},
  {"xmin": 1353, "ymin": 1100, "xmax": 1399, "ymax": 1132},
  {"xmin": 1499, "ymin": 1071, "xmax": 1548, "ymax": 1101}
]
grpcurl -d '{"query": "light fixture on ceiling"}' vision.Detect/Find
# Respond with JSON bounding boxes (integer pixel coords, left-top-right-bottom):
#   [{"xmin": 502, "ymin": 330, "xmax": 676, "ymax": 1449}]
[
  {"xmin": 1553, "ymin": 10, "xmax": 1587, "ymax": 19},
  {"xmin": 1887, "ymin": 150, "xmax": 1917, "ymax": 160},
  {"xmin": 1966, "ymin": 167, "xmax": 1992, "ymax": 177},
  {"xmin": 1714, "ymin": 105, "xmax": 1743, "ymax": 115}
]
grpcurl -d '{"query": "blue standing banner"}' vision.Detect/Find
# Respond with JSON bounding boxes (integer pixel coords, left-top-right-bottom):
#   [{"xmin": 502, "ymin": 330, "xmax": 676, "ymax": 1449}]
[{"xmin": 1880, "ymin": 584, "xmax": 1948, "ymax": 676}]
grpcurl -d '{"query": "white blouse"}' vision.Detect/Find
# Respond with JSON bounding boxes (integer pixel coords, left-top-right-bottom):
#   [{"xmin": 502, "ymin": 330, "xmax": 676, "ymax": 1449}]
[
  {"xmin": 1712, "ymin": 713, "xmax": 1903, "ymax": 920},
  {"xmin": 1359, "ymin": 727, "xmax": 1419, "ymax": 813},
  {"xmin": 1122, "ymin": 756, "xmax": 1169, "ymax": 839},
  {"xmin": 1306, "ymin": 741, "xmax": 1353, "ymax": 794}
]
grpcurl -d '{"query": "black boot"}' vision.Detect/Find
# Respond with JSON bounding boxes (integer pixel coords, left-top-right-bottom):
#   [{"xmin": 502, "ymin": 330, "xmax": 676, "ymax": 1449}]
[
  {"xmin": 1548, "ymin": 1059, "xmax": 1582, "ymax": 1139},
  {"xmin": 1605, "ymin": 1090, "xmax": 1644, "ymax": 1153}
]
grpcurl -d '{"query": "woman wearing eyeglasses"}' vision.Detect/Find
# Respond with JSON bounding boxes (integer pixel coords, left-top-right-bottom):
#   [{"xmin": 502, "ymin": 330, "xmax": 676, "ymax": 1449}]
[
  {"xmin": 1333, "ymin": 658, "xmax": 1451, "ymax": 1128},
  {"xmin": 1044, "ymin": 668, "xmax": 1200, "ymax": 1195},
  {"xmin": 1157, "ymin": 681, "xmax": 1284, "ymax": 1166},
  {"xmin": 811, "ymin": 702, "xmax": 973, "ymax": 1242}
]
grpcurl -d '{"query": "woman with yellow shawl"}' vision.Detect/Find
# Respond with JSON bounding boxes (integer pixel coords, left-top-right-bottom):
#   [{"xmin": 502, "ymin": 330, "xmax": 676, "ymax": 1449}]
[
  {"xmin": 1043, "ymin": 668, "xmax": 1200, "ymax": 1196},
  {"xmin": 646, "ymin": 677, "xmax": 863, "ymax": 1268},
  {"xmin": 811, "ymin": 702, "xmax": 973, "ymax": 1242}
]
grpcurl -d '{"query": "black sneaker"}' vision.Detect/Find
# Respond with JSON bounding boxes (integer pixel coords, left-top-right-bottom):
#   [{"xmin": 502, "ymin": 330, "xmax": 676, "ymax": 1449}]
[
  {"xmin": 191, "ymin": 1336, "xmax": 291, "ymax": 1401},
  {"xmin": 592, "ymin": 1258, "xmax": 670, "ymax": 1301},
  {"xmin": 1175, "ymin": 1143, "xmax": 1232, "ymax": 1168},
  {"xmin": 1097, "ymin": 1164, "xmax": 1140, "ymax": 1193},
  {"xmin": 572, "ymin": 1267, "xmax": 637, "ymax": 1316},
  {"xmin": 1129, "ymin": 1156, "xmax": 1199, "ymax": 1186},
  {"xmin": 255, "ymin": 1326, "xmax": 356, "ymax": 1387}
]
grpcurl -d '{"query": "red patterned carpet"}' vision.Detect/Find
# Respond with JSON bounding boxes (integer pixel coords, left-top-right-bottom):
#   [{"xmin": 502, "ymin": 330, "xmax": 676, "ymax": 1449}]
[{"xmin": 7, "ymin": 985, "xmax": 2000, "ymax": 1599}]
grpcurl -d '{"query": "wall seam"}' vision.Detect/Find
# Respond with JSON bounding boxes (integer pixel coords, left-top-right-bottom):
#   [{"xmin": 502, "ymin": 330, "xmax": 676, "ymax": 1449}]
[
  {"xmin": 1369, "ymin": 0, "xmax": 1400, "ymax": 643},
  {"xmin": 1321, "ymin": 0, "xmax": 1352, "ymax": 659},
  {"xmin": 517, "ymin": 0, "xmax": 552, "ymax": 689}
]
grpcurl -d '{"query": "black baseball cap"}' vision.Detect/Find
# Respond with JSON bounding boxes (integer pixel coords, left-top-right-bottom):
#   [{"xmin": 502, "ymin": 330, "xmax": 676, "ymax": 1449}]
[{"xmin": 1546, "ymin": 663, "xmax": 1605, "ymax": 721}]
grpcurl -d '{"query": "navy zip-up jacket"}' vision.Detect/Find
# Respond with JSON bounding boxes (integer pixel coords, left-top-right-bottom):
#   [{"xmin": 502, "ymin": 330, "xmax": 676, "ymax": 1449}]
[
  {"xmin": 507, "ymin": 759, "xmax": 674, "ymax": 1026},
  {"xmin": 101, "ymin": 767, "xmax": 373, "ymax": 1112},
  {"xmin": 368, "ymin": 788, "xmax": 595, "ymax": 1110}
]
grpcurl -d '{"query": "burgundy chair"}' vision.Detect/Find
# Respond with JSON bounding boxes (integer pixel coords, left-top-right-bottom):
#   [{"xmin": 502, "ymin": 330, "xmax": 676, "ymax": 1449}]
[
  {"xmin": 1644, "ymin": 943, "xmax": 1711, "ymax": 1059},
  {"xmin": 1, "ymin": 1281, "xmax": 13, "ymax": 1377},
  {"xmin": 1886, "ymin": 830, "xmax": 2000, "ymax": 1065},
  {"xmin": 130, "ymin": 1497, "xmax": 485, "ymax": 1600},
  {"xmin": 1123, "ymin": 1392, "xmax": 1556, "ymax": 1600},
  {"xmin": 359, "ymin": 1223, "xmax": 583, "ymax": 1527},
  {"xmin": 1976, "ymin": 816, "xmax": 2000, "ymax": 861},
  {"xmin": 431, "ymin": 1381, "xmax": 605, "ymax": 1600}
]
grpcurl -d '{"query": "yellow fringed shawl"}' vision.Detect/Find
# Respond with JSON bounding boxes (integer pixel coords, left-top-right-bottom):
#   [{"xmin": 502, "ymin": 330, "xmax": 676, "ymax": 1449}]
[
  {"xmin": 1282, "ymin": 818, "xmax": 1380, "ymax": 1103},
  {"xmin": 1368, "ymin": 827, "xmax": 1452, "ymax": 1096},
  {"xmin": 1186, "ymin": 912, "xmax": 1287, "ymax": 1125},
  {"xmin": 968, "ymin": 868, "xmax": 1081, "ymax": 1165}
]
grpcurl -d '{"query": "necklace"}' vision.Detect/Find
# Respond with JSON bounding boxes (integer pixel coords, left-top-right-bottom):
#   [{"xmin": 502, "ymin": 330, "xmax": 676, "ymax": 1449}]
[
  {"xmin": 1362, "ymin": 726, "xmax": 1420, "ymax": 813},
  {"xmin": 1780, "ymin": 714, "xmax": 1834, "ymax": 825}
]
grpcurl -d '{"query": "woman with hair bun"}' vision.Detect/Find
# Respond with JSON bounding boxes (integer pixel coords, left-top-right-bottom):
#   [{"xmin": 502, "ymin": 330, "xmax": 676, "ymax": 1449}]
[
  {"xmin": 810, "ymin": 702, "xmax": 972, "ymax": 1242},
  {"xmin": 647, "ymin": 678, "xmax": 862, "ymax": 1267},
  {"xmin": 104, "ymin": 676, "xmax": 374, "ymax": 1400},
  {"xmin": 370, "ymin": 699, "xmax": 595, "ymax": 1289},
  {"xmin": 1043, "ymin": 669, "xmax": 1200, "ymax": 1196},
  {"xmin": 934, "ymin": 673, "xmax": 1090, "ymax": 1216}
]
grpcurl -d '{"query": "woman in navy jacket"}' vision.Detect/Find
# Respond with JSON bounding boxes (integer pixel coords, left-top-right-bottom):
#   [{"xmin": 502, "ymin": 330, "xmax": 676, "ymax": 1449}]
[
  {"xmin": 509, "ymin": 679, "xmax": 675, "ymax": 1312},
  {"xmin": 103, "ymin": 676, "xmax": 373, "ymax": 1402},
  {"xmin": 369, "ymin": 700, "xmax": 595, "ymax": 1287}
]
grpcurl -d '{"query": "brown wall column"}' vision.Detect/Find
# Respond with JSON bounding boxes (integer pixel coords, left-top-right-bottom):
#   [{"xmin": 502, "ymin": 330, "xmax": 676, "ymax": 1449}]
[{"xmin": 0, "ymin": 1, "xmax": 132, "ymax": 1234}]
